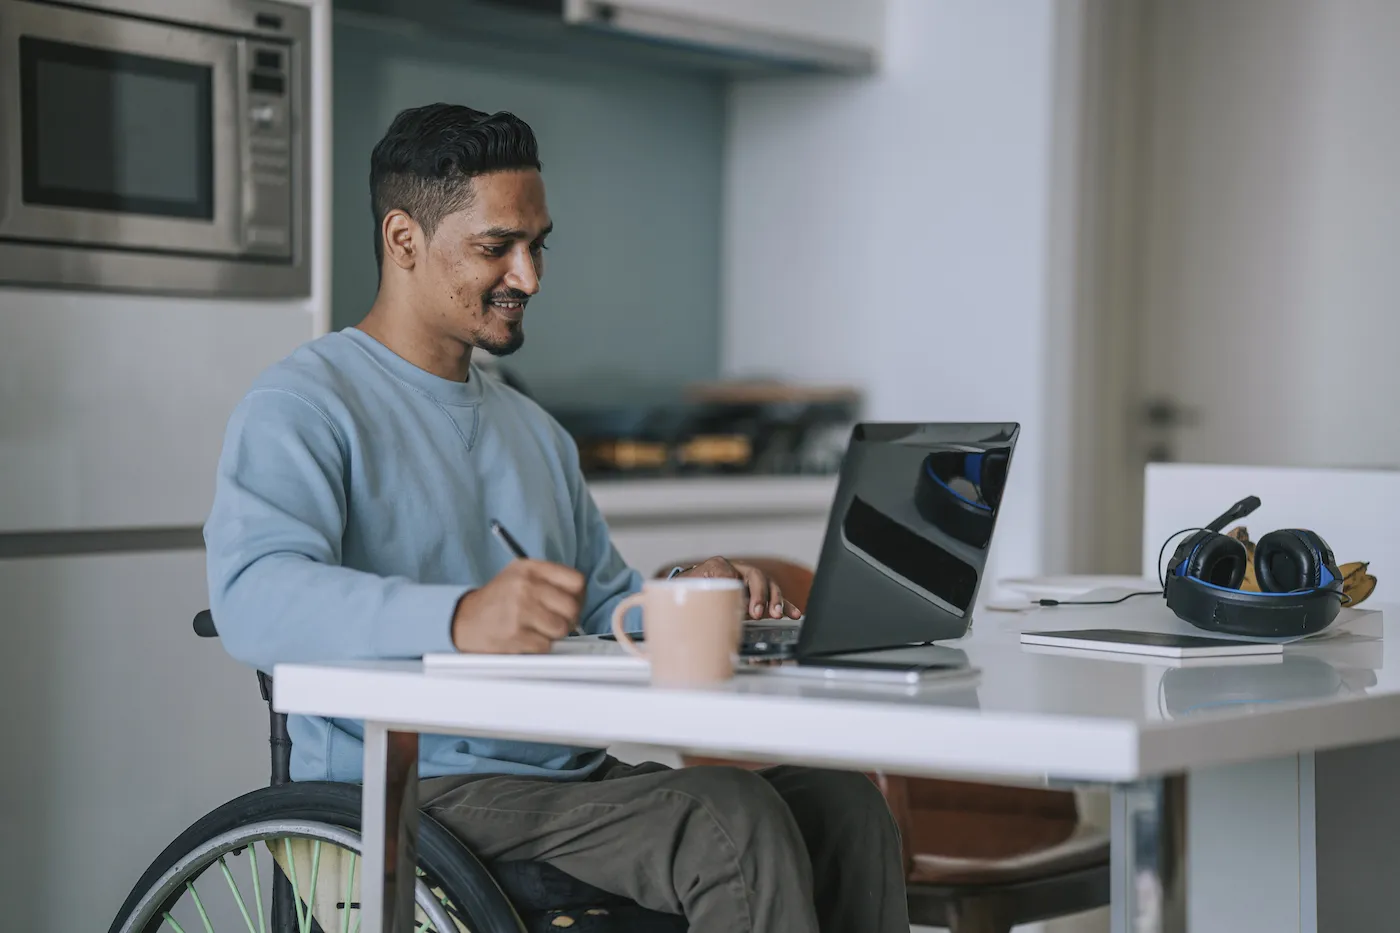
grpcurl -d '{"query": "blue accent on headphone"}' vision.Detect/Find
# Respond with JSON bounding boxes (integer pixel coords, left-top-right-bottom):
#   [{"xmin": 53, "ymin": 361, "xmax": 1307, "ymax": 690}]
[
  {"xmin": 1175, "ymin": 540, "xmax": 1205, "ymax": 576},
  {"xmin": 924, "ymin": 458, "xmax": 991, "ymax": 511},
  {"xmin": 963, "ymin": 453, "xmax": 983, "ymax": 485}
]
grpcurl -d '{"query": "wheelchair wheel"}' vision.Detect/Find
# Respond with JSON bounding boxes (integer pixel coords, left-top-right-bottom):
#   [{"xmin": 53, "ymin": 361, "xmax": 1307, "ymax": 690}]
[{"xmin": 109, "ymin": 782, "xmax": 525, "ymax": 933}]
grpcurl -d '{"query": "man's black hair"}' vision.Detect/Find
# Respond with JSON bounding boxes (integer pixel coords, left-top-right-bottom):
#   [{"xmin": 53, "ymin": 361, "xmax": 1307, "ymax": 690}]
[{"xmin": 369, "ymin": 103, "xmax": 541, "ymax": 267}]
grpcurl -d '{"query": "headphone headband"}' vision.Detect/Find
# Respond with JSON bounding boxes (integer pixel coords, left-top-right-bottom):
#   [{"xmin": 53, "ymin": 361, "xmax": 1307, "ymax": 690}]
[{"xmin": 1164, "ymin": 574, "xmax": 1343, "ymax": 638}]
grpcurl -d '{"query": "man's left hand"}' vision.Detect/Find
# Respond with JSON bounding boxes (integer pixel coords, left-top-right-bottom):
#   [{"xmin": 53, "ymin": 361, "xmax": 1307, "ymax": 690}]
[{"xmin": 675, "ymin": 557, "xmax": 803, "ymax": 620}]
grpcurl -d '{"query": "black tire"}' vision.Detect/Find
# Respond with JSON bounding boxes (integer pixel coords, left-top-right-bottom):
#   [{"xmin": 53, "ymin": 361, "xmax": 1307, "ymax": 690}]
[{"xmin": 108, "ymin": 781, "xmax": 525, "ymax": 933}]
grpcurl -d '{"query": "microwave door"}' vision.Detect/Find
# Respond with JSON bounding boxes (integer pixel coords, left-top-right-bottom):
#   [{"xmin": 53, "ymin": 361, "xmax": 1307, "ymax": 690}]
[{"xmin": 0, "ymin": 0, "xmax": 242, "ymax": 257}]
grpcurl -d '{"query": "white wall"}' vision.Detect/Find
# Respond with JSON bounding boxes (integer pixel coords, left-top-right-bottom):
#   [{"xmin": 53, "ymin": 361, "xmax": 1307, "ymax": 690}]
[{"xmin": 722, "ymin": 0, "xmax": 1070, "ymax": 586}]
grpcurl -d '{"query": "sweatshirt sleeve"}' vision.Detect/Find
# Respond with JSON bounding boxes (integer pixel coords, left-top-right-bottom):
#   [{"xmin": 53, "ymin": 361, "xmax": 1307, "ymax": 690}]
[
  {"xmin": 559, "ymin": 429, "xmax": 644, "ymax": 636},
  {"xmin": 204, "ymin": 388, "xmax": 463, "ymax": 671}
]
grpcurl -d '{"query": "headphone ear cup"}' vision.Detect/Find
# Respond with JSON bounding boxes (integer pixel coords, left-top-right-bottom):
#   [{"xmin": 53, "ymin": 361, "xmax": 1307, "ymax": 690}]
[
  {"xmin": 1255, "ymin": 529, "xmax": 1336, "ymax": 592},
  {"xmin": 1182, "ymin": 532, "xmax": 1249, "ymax": 589}
]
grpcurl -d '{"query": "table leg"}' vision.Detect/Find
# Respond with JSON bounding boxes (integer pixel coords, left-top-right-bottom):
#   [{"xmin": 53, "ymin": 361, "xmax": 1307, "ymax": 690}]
[
  {"xmin": 360, "ymin": 722, "xmax": 420, "ymax": 933},
  {"xmin": 1112, "ymin": 774, "xmax": 1188, "ymax": 933}
]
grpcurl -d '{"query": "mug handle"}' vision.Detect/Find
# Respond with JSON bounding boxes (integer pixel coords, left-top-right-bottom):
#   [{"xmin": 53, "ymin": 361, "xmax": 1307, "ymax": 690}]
[{"xmin": 610, "ymin": 593, "xmax": 647, "ymax": 657}]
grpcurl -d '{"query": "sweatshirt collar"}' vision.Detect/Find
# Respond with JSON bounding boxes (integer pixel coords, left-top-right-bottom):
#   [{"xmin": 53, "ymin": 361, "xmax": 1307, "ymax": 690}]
[{"xmin": 341, "ymin": 327, "xmax": 485, "ymax": 406}]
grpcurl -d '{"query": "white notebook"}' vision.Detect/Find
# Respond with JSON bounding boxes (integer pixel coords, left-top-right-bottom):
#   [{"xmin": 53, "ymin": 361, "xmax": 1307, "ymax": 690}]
[
  {"xmin": 1019, "ymin": 629, "xmax": 1284, "ymax": 659},
  {"xmin": 424, "ymin": 637, "xmax": 649, "ymax": 681}
]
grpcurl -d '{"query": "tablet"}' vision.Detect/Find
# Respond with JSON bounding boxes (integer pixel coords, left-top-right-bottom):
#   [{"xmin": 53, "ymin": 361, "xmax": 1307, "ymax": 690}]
[{"xmin": 1019, "ymin": 629, "xmax": 1284, "ymax": 658}]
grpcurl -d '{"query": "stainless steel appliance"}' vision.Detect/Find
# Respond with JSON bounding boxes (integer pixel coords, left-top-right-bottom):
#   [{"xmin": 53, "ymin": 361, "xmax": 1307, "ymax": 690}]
[{"xmin": 0, "ymin": 0, "xmax": 310, "ymax": 297}]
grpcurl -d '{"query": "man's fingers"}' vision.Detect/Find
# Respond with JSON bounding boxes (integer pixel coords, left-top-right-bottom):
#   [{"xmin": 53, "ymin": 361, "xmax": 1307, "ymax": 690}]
[
  {"xmin": 767, "ymin": 580, "xmax": 785, "ymax": 619},
  {"xmin": 533, "ymin": 585, "xmax": 583, "ymax": 629},
  {"xmin": 522, "ymin": 559, "xmax": 587, "ymax": 595},
  {"xmin": 737, "ymin": 564, "xmax": 769, "ymax": 618},
  {"xmin": 523, "ymin": 605, "xmax": 574, "ymax": 641},
  {"xmin": 513, "ymin": 631, "xmax": 555, "ymax": 655}
]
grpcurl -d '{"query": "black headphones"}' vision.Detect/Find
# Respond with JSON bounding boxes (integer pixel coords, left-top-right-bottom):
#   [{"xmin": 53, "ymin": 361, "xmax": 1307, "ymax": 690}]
[{"xmin": 1164, "ymin": 496, "xmax": 1346, "ymax": 638}]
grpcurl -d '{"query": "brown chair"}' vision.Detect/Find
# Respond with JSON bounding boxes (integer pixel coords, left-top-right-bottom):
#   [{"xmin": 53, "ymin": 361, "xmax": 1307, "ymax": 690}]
[{"xmin": 655, "ymin": 558, "xmax": 1110, "ymax": 933}]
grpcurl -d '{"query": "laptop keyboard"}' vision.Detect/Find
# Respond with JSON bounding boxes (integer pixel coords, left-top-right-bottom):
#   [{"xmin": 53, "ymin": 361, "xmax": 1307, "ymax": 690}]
[
  {"xmin": 744, "ymin": 624, "xmax": 800, "ymax": 648},
  {"xmin": 592, "ymin": 621, "xmax": 802, "ymax": 657}
]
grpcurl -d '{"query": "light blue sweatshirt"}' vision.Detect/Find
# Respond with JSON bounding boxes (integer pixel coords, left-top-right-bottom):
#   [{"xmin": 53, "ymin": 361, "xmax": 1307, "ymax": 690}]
[{"xmin": 204, "ymin": 327, "xmax": 642, "ymax": 782}]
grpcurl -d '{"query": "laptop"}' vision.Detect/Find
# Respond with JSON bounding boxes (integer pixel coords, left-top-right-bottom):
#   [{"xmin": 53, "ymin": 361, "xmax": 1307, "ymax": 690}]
[
  {"xmin": 786, "ymin": 421, "xmax": 1020, "ymax": 669},
  {"xmin": 613, "ymin": 421, "xmax": 1020, "ymax": 663}
]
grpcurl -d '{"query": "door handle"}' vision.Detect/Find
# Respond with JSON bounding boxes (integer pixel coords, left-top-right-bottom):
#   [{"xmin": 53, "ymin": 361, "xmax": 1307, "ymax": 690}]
[
  {"xmin": 1142, "ymin": 398, "xmax": 1200, "ymax": 428},
  {"xmin": 1140, "ymin": 398, "xmax": 1200, "ymax": 462}
]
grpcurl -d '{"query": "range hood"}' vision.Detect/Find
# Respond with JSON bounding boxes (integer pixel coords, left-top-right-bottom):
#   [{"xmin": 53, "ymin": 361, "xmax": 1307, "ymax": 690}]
[
  {"xmin": 336, "ymin": 0, "xmax": 879, "ymax": 76},
  {"xmin": 560, "ymin": 0, "xmax": 876, "ymax": 74}
]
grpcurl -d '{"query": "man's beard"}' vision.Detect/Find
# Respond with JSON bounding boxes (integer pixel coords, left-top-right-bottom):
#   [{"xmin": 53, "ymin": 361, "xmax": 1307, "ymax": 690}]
[
  {"xmin": 477, "ymin": 288, "xmax": 528, "ymax": 356},
  {"xmin": 476, "ymin": 320, "xmax": 524, "ymax": 357}
]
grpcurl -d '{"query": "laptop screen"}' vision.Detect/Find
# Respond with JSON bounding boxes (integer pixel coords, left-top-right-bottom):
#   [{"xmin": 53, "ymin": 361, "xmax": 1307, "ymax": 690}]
[{"xmin": 796, "ymin": 422, "xmax": 1020, "ymax": 657}]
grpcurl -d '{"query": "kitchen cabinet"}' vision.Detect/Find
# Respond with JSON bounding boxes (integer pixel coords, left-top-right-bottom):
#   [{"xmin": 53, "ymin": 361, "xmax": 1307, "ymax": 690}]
[
  {"xmin": 564, "ymin": 0, "xmax": 885, "ymax": 73},
  {"xmin": 591, "ymin": 476, "xmax": 838, "ymax": 574},
  {"xmin": 0, "ymin": 293, "xmax": 314, "ymax": 533},
  {"xmin": 0, "ymin": 549, "xmax": 267, "ymax": 933}
]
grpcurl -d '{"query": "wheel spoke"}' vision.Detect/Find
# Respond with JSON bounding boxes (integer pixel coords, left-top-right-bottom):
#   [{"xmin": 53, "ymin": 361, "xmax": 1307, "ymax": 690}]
[
  {"xmin": 345, "ymin": 852, "xmax": 359, "ymax": 933},
  {"xmin": 284, "ymin": 837, "xmax": 308, "ymax": 932},
  {"xmin": 187, "ymin": 881, "xmax": 216, "ymax": 933},
  {"xmin": 301, "ymin": 840, "xmax": 323, "ymax": 933},
  {"xmin": 218, "ymin": 856, "xmax": 260, "ymax": 933},
  {"xmin": 162, "ymin": 913, "xmax": 188, "ymax": 933},
  {"xmin": 348, "ymin": 851, "xmax": 361, "ymax": 930},
  {"xmin": 250, "ymin": 845, "xmax": 267, "ymax": 933}
]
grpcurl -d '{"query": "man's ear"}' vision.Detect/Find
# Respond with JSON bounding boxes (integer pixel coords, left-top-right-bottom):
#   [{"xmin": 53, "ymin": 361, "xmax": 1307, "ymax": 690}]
[{"xmin": 381, "ymin": 209, "xmax": 420, "ymax": 270}]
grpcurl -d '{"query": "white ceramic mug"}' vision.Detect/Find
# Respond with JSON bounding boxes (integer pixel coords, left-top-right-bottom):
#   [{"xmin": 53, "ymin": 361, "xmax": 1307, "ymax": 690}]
[{"xmin": 610, "ymin": 578, "xmax": 745, "ymax": 687}]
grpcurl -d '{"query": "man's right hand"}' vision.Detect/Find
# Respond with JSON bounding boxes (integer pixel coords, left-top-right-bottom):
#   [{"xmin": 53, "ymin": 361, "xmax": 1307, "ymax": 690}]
[{"xmin": 451, "ymin": 560, "xmax": 586, "ymax": 654}]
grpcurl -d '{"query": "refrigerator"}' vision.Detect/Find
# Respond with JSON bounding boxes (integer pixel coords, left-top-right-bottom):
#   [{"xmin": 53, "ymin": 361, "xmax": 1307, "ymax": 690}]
[
  {"xmin": 0, "ymin": 288, "xmax": 318, "ymax": 930},
  {"xmin": 0, "ymin": 0, "xmax": 328, "ymax": 926}
]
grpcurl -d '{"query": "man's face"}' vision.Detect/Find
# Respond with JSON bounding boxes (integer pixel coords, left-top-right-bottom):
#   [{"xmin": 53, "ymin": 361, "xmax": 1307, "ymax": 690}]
[{"xmin": 418, "ymin": 169, "xmax": 551, "ymax": 356}]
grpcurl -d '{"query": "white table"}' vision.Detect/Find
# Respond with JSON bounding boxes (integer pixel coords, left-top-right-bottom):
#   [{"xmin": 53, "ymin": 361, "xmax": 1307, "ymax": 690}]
[{"xmin": 274, "ymin": 602, "xmax": 1400, "ymax": 933}]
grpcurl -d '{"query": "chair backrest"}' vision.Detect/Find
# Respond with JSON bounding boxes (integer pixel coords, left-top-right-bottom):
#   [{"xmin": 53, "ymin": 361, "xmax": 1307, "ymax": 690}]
[{"xmin": 193, "ymin": 609, "xmax": 292, "ymax": 786}]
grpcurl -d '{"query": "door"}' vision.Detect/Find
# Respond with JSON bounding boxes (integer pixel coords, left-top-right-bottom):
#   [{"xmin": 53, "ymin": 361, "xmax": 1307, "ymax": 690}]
[{"xmin": 1066, "ymin": 0, "xmax": 1400, "ymax": 572}]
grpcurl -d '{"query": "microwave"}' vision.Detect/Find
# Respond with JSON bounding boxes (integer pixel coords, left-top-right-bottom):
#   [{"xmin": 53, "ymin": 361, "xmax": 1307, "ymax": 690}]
[{"xmin": 0, "ymin": 0, "xmax": 310, "ymax": 297}]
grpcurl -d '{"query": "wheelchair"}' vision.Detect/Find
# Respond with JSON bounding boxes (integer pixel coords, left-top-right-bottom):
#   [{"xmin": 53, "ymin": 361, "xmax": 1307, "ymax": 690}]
[{"xmin": 107, "ymin": 611, "xmax": 688, "ymax": 933}]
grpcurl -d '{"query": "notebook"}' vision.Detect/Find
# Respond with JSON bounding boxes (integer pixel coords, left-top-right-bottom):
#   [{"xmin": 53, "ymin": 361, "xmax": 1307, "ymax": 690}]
[
  {"xmin": 423, "ymin": 637, "xmax": 651, "ymax": 682},
  {"xmin": 1019, "ymin": 629, "xmax": 1284, "ymax": 659}
]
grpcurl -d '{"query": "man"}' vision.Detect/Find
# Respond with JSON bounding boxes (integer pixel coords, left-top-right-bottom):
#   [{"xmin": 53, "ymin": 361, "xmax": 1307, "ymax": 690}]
[{"xmin": 204, "ymin": 102, "xmax": 908, "ymax": 932}]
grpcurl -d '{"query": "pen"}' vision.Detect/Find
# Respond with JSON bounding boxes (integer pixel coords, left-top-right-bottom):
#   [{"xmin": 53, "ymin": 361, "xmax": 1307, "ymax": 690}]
[{"xmin": 490, "ymin": 519, "xmax": 529, "ymax": 560}]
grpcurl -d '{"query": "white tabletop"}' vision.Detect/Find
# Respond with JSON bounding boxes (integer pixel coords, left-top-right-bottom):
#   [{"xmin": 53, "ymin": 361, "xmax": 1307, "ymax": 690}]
[{"xmin": 273, "ymin": 601, "xmax": 1399, "ymax": 785}]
